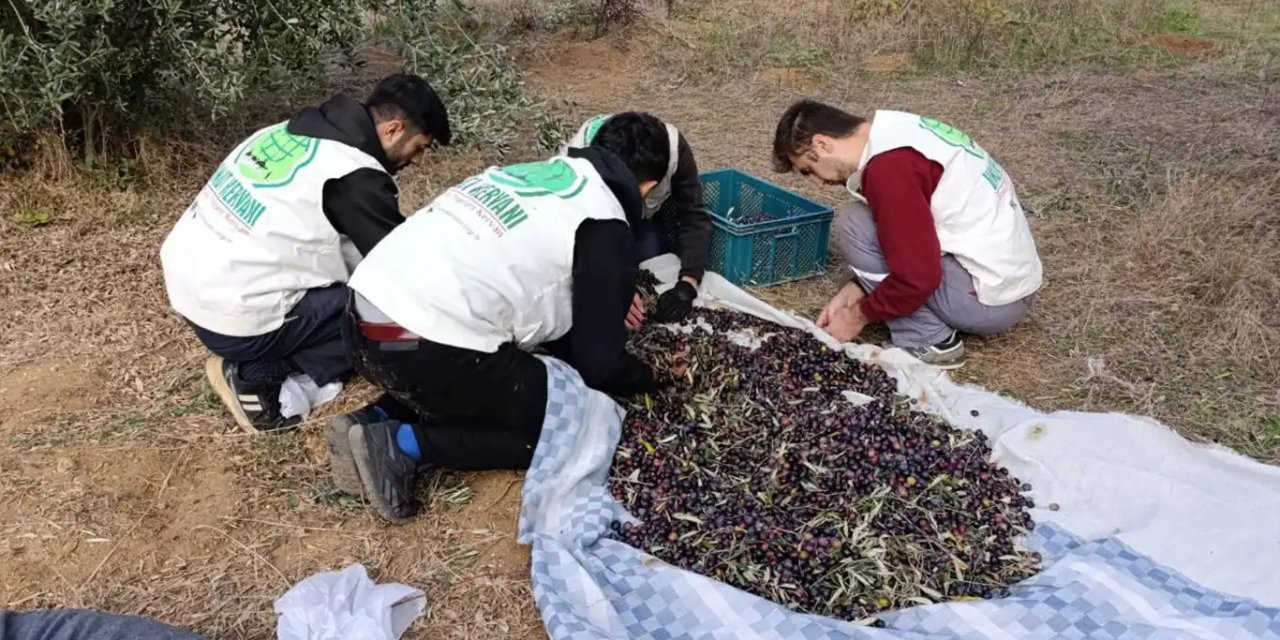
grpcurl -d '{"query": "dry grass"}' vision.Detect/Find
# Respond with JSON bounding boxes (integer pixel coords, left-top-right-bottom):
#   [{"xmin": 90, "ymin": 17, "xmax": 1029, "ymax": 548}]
[
  {"xmin": 0, "ymin": 347, "xmax": 541, "ymax": 638},
  {"xmin": 0, "ymin": 0, "xmax": 1278, "ymax": 637},
  {"xmin": 740, "ymin": 65, "xmax": 1280, "ymax": 461},
  {"xmin": 0, "ymin": 132, "xmax": 542, "ymax": 639},
  {"xmin": 1007, "ymin": 152, "xmax": 1280, "ymax": 456},
  {"xmin": 644, "ymin": 0, "xmax": 1279, "ymax": 80}
]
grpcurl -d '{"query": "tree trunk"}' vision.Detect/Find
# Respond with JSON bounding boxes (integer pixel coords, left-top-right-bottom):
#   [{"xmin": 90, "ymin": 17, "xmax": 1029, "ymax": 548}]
[{"xmin": 81, "ymin": 100, "xmax": 97, "ymax": 169}]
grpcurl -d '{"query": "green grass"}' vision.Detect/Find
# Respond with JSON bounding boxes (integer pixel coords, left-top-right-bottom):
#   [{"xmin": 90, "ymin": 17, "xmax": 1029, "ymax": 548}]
[
  {"xmin": 767, "ymin": 41, "xmax": 832, "ymax": 69},
  {"xmin": 1245, "ymin": 415, "xmax": 1280, "ymax": 461},
  {"xmin": 13, "ymin": 209, "xmax": 52, "ymax": 229},
  {"xmin": 171, "ymin": 386, "xmax": 219, "ymax": 417},
  {"xmin": 1196, "ymin": 1, "xmax": 1280, "ymax": 77},
  {"xmin": 1150, "ymin": 3, "xmax": 1201, "ymax": 35},
  {"xmin": 96, "ymin": 410, "xmax": 148, "ymax": 443},
  {"xmin": 6, "ymin": 408, "xmax": 157, "ymax": 449}
]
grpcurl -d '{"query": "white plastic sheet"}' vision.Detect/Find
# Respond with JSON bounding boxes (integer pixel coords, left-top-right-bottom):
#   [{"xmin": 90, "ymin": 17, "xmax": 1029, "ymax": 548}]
[{"xmin": 274, "ymin": 563, "xmax": 426, "ymax": 640}]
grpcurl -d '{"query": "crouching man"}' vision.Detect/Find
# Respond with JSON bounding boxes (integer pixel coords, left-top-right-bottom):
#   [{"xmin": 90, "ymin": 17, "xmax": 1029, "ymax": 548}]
[
  {"xmin": 771, "ymin": 100, "xmax": 1042, "ymax": 369},
  {"xmin": 566, "ymin": 114, "xmax": 713, "ymax": 324},
  {"xmin": 160, "ymin": 74, "xmax": 450, "ymax": 432},
  {"xmin": 329, "ymin": 113, "xmax": 682, "ymax": 524}
]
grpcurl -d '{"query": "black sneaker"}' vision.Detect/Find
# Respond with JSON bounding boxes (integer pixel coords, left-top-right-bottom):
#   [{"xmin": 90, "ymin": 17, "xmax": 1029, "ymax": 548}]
[
  {"xmin": 327, "ymin": 405, "xmax": 386, "ymax": 497},
  {"xmin": 204, "ymin": 356, "xmax": 301, "ymax": 434},
  {"xmin": 348, "ymin": 419, "xmax": 424, "ymax": 524}
]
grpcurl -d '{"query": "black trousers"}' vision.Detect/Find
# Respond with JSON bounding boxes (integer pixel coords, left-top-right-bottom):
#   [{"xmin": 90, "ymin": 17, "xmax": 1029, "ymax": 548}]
[
  {"xmin": 345, "ymin": 303, "xmax": 549, "ymax": 470},
  {"xmin": 189, "ymin": 284, "xmax": 351, "ymax": 385}
]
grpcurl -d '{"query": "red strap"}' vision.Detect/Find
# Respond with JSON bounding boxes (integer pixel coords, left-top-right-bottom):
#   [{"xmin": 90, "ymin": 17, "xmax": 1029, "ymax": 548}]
[{"xmin": 359, "ymin": 322, "xmax": 421, "ymax": 342}]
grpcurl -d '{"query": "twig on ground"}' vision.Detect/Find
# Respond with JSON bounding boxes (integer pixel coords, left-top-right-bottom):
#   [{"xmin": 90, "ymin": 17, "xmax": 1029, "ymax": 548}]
[{"xmin": 482, "ymin": 477, "xmax": 523, "ymax": 511}]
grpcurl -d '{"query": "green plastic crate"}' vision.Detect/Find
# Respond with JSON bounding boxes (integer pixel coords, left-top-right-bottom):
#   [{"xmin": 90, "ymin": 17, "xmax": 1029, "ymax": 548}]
[{"xmin": 702, "ymin": 168, "xmax": 833, "ymax": 286}]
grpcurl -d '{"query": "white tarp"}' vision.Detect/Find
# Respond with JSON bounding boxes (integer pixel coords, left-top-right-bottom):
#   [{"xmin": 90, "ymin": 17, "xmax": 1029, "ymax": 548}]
[{"xmin": 517, "ymin": 255, "xmax": 1280, "ymax": 639}]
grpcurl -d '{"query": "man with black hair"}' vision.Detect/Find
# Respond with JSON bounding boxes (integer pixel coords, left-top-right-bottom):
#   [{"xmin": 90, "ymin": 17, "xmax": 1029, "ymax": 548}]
[
  {"xmin": 327, "ymin": 112, "xmax": 684, "ymax": 524},
  {"xmin": 564, "ymin": 115, "xmax": 712, "ymax": 325},
  {"xmin": 160, "ymin": 73, "xmax": 451, "ymax": 433},
  {"xmin": 771, "ymin": 100, "xmax": 1041, "ymax": 369}
]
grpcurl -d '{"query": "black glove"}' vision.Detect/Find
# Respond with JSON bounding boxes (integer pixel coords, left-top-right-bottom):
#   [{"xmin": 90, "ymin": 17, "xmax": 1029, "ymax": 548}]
[{"xmin": 654, "ymin": 280, "xmax": 697, "ymax": 323}]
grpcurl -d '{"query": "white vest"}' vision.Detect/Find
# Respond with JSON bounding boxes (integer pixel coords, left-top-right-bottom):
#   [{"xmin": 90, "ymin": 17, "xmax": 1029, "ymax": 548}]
[
  {"xmin": 564, "ymin": 114, "xmax": 680, "ymax": 219},
  {"xmin": 160, "ymin": 122, "xmax": 388, "ymax": 336},
  {"xmin": 349, "ymin": 156, "xmax": 627, "ymax": 353},
  {"xmin": 853, "ymin": 110, "xmax": 1042, "ymax": 306}
]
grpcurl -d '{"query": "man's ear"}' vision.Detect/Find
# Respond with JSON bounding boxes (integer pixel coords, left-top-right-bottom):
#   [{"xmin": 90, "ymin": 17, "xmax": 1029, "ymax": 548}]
[
  {"xmin": 638, "ymin": 179, "xmax": 660, "ymax": 198},
  {"xmin": 812, "ymin": 134, "xmax": 833, "ymax": 155},
  {"xmin": 378, "ymin": 119, "xmax": 404, "ymax": 141}
]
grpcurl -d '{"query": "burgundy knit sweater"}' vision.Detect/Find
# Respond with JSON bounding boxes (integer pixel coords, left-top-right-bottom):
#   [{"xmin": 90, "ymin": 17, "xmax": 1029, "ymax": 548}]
[{"xmin": 856, "ymin": 147, "xmax": 947, "ymax": 323}]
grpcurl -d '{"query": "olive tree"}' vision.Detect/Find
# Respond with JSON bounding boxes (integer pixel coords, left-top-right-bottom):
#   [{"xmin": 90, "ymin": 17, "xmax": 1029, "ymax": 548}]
[{"xmin": 0, "ymin": 0, "xmax": 364, "ymax": 165}]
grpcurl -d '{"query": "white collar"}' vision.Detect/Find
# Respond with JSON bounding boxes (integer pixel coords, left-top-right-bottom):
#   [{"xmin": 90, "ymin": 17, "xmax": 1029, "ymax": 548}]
[{"xmin": 844, "ymin": 140, "xmax": 873, "ymax": 197}]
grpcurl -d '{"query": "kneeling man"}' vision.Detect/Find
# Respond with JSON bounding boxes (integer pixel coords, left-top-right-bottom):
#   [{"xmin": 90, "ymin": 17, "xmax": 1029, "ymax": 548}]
[
  {"xmin": 772, "ymin": 100, "xmax": 1042, "ymax": 369},
  {"xmin": 331, "ymin": 113, "xmax": 682, "ymax": 523}
]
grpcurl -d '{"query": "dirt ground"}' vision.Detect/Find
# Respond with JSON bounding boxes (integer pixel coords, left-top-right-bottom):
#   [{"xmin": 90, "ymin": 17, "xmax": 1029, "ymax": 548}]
[{"xmin": 0, "ymin": 5, "xmax": 1277, "ymax": 639}]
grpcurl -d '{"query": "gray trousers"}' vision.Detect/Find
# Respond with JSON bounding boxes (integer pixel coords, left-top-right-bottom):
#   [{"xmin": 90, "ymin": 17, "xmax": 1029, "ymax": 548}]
[
  {"xmin": 835, "ymin": 203, "xmax": 1036, "ymax": 348},
  {"xmin": 0, "ymin": 609, "xmax": 204, "ymax": 640}
]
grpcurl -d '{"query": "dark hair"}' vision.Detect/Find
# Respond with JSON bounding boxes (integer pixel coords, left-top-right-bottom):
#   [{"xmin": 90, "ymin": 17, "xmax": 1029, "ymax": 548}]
[
  {"xmin": 366, "ymin": 73, "xmax": 452, "ymax": 146},
  {"xmin": 589, "ymin": 112, "xmax": 670, "ymax": 184},
  {"xmin": 772, "ymin": 100, "xmax": 866, "ymax": 172}
]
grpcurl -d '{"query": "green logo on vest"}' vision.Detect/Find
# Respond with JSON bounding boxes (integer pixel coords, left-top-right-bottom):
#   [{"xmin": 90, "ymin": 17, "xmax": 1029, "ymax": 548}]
[
  {"xmin": 980, "ymin": 154, "xmax": 1005, "ymax": 190},
  {"xmin": 919, "ymin": 117, "xmax": 985, "ymax": 160},
  {"xmin": 457, "ymin": 160, "xmax": 587, "ymax": 233},
  {"xmin": 488, "ymin": 159, "xmax": 587, "ymax": 199},
  {"xmin": 919, "ymin": 117, "xmax": 1005, "ymax": 189},
  {"xmin": 235, "ymin": 124, "xmax": 320, "ymax": 188},
  {"xmin": 459, "ymin": 175, "xmax": 529, "ymax": 231},
  {"xmin": 581, "ymin": 114, "xmax": 611, "ymax": 145},
  {"xmin": 209, "ymin": 165, "xmax": 268, "ymax": 228}
]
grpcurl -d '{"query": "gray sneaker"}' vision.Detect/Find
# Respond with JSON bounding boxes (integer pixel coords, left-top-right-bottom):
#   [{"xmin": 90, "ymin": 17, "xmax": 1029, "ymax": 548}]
[
  {"xmin": 903, "ymin": 332, "xmax": 966, "ymax": 370},
  {"xmin": 348, "ymin": 419, "xmax": 424, "ymax": 525},
  {"xmin": 327, "ymin": 407, "xmax": 383, "ymax": 496}
]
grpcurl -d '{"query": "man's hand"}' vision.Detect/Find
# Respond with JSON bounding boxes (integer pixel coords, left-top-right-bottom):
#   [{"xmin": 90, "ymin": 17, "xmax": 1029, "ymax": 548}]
[
  {"xmin": 817, "ymin": 282, "xmax": 869, "ymax": 342},
  {"xmin": 626, "ymin": 292, "xmax": 645, "ymax": 331},
  {"xmin": 654, "ymin": 277, "xmax": 698, "ymax": 323}
]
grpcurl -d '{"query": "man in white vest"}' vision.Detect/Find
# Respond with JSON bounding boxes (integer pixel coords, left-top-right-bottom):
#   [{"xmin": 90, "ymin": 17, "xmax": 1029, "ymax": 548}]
[
  {"xmin": 328, "ymin": 113, "xmax": 684, "ymax": 524},
  {"xmin": 160, "ymin": 74, "xmax": 451, "ymax": 432},
  {"xmin": 565, "ymin": 114, "xmax": 712, "ymax": 325},
  {"xmin": 771, "ymin": 100, "xmax": 1042, "ymax": 369}
]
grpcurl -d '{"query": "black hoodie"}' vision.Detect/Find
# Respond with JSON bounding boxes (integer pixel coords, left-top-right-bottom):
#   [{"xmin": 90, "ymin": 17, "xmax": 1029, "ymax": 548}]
[
  {"xmin": 667, "ymin": 133, "xmax": 713, "ymax": 283},
  {"xmin": 287, "ymin": 94, "xmax": 403, "ymax": 256},
  {"xmin": 542, "ymin": 146, "xmax": 657, "ymax": 397}
]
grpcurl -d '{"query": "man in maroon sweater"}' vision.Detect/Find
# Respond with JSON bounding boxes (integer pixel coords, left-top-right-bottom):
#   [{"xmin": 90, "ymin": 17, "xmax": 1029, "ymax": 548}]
[{"xmin": 772, "ymin": 100, "xmax": 1043, "ymax": 369}]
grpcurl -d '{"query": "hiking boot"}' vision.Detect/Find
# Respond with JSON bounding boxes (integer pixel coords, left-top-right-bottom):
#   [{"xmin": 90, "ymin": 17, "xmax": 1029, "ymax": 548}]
[
  {"xmin": 327, "ymin": 405, "xmax": 387, "ymax": 496},
  {"xmin": 204, "ymin": 356, "xmax": 301, "ymax": 434},
  {"xmin": 348, "ymin": 419, "xmax": 424, "ymax": 525},
  {"xmin": 902, "ymin": 332, "xmax": 966, "ymax": 370}
]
